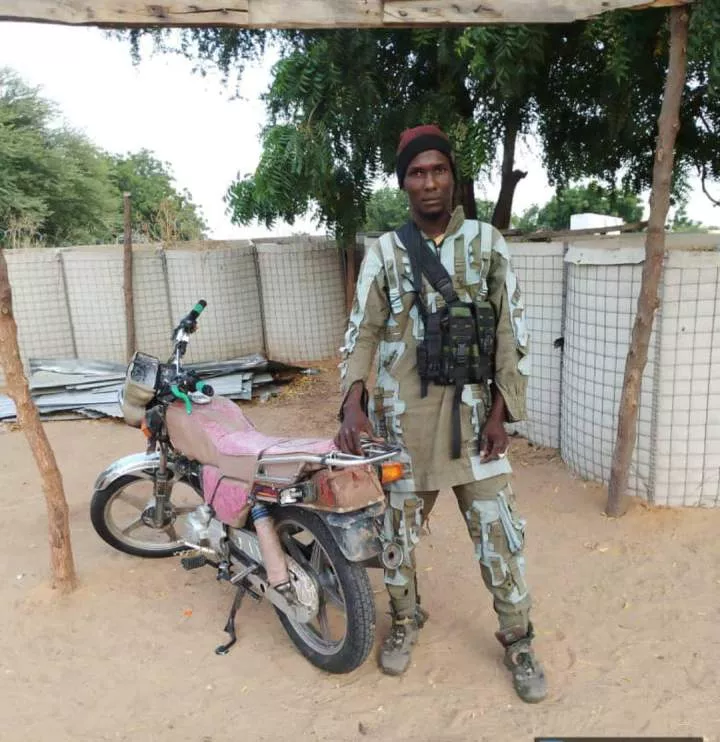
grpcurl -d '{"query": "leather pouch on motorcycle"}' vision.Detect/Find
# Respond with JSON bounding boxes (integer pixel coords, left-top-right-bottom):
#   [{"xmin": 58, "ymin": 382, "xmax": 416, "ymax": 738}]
[
  {"xmin": 121, "ymin": 352, "xmax": 159, "ymax": 428},
  {"xmin": 310, "ymin": 466, "xmax": 385, "ymax": 513}
]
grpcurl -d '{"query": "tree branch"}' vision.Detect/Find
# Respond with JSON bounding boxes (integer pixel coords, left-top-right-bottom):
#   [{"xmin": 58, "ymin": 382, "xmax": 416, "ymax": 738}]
[{"xmin": 698, "ymin": 163, "xmax": 720, "ymax": 207}]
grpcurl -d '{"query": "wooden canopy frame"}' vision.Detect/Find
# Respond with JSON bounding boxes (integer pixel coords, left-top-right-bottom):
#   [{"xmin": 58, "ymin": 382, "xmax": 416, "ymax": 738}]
[{"xmin": 0, "ymin": 0, "xmax": 687, "ymax": 28}]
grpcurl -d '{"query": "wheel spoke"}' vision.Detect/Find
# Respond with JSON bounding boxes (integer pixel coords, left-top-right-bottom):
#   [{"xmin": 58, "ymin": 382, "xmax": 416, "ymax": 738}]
[
  {"xmin": 317, "ymin": 601, "xmax": 331, "ymax": 640},
  {"xmin": 173, "ymin": 506, "xmax": 197, "ymax": 516},
  {"xmin": 321, "ymin": 581, "xmax": 345, "ymax": 611},
  {"xmin": 310, "ymin": 540, "xmax": 323, "ymax": 573},
  {"xmin": 121, "ymin": 518, "xmax": 144, "ymax": 536},
  {"xmin": 279, "ymin": 531, "xmax": 311, "ymax": 568},
  {"xmin": 164, "ymin": 523, "xmax": 180, "ymax": 542},
  {"xmin": 117, "ymin": 490, "xmax": 149, "ymax": 511},
  {"xmin": 277, "ymin": 519, "xmax": 350, "ymax": 655}
]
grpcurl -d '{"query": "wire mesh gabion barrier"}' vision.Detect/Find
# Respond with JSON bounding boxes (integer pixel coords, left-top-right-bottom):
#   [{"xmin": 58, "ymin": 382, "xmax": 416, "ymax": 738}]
[
  {"xmin": 4, "ymin": 232, "xmax": 720, "ymax": 509},
  {"xmin": 255, "ymin": 239, "xmax": 346, "ymax": 363},
  {"xmin": 507, "ymin": 243, "xmax": 565, "ymax": 449},
  {"xmin": 560, "ymin": 234, "xmax": 720, "ymax": 507}
]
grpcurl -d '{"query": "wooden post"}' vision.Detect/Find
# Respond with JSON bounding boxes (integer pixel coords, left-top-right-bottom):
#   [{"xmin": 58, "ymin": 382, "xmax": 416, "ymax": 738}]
[
  {"xmin": 344, "ymin": 240, "xmax": 357, "ymax": 314},
  {"xmin": 0, "ymin": 249, "xmax": 77, "ymax": 592},
  {"xmin": 123, "ymin": 192, "xmax": 136, "ymax": 361},
  {"xmin": 606, "ymin": 5, "xmax": 690, "ymax": 517}
]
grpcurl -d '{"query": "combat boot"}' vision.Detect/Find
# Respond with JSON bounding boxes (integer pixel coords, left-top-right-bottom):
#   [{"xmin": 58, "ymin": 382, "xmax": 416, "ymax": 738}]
[
  {"xmin": 496, "ymin": 623, "xmax": 547, "ymax": 703},
  {"xmin": 379, "ymin": 614, "xmax": 420, "ymax": 676}
]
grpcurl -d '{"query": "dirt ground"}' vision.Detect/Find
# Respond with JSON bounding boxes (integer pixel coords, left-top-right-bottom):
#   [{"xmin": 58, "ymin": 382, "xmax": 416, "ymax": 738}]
[{"xmin": 1, "ymin": 365, "xmax": 719, "ymax": 742}]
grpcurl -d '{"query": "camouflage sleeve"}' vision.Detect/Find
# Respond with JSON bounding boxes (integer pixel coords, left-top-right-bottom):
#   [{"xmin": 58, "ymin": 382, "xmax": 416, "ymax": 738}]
[
  {"xmin": 339, "ymin": 242, "xmax": 390, "ymax": 395},
  {"xmin": 486, "ymin": 227, "xmax": 530, "ymax": 422}
]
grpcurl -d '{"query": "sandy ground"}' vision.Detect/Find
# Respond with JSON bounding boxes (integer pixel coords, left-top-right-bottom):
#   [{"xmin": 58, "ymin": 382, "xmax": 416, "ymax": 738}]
[{"xmin": 1, "ymin": 365, "xmax": 719, "ymax": 742}]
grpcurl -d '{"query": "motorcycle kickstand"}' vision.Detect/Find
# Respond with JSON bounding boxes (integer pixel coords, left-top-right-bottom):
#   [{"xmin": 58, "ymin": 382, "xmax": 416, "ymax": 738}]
[{"xmin": 215, "ymin": 584, "xmax": 246, "ymax": 656}]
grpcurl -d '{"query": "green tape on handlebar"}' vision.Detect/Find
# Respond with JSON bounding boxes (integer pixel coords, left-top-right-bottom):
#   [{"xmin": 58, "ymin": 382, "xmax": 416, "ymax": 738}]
[
  {"xmin": 196, "ymin": 381, "xmax": 207, "ymax": 394},
  {"xmin": 194, "ymin": 302, "xmax": 205, "ymax": 316},
  {"xmin": 170, "ymin": 385, "xmax": 192, "ymax": 415}
]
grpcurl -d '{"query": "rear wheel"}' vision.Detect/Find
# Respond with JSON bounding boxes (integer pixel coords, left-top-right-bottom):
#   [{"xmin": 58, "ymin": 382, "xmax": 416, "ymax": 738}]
[
  {"xmin": 273, "ymin": 507, "xmax": 376, "ymax": 674},
  {"xmin": 90, "ymin": 473, "xmax": 202, "ymax": 558}
]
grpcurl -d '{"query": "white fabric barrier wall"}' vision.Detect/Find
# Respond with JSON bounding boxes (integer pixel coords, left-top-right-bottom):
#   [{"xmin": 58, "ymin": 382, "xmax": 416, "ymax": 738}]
[
  {"xmin": 508, "ymin": 243, "xmax": 565, "ymax": 449},
  {"xmin": 256, "ymin": 240, "xmax": 346, "ymax": 363},
  {"xmin": 4, "ymin": 249, "xmax": 76, "ymax": 365},
  {"xmin": 560, "ymin": 233, "xmax": 720, "ymax": 507},
  {"xmin": 164, "ymin": 242, "xmax": 264, "ymax": 364}
]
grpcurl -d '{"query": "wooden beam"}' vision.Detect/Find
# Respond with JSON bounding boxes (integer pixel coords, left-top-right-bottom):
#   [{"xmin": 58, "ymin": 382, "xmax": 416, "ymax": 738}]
[
  {"xmin": 0, "ymin": 0, "xmax": 691, "ymax": 28},
  {"xmin": 249, "ymin": 0, "xmax": 383, "ymax": 27}
]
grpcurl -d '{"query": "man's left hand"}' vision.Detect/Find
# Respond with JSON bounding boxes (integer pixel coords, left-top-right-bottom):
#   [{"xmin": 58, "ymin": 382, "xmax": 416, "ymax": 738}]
[{"xmin": 479, "ymin": 414, "xmax": 509, "ymax": 463}]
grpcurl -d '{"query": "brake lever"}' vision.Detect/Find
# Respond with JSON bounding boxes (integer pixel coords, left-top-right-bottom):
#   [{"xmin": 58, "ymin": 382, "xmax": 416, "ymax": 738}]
[{"xmin": 170, "ymin": 384, "xmax": 193, "ymax": 415}]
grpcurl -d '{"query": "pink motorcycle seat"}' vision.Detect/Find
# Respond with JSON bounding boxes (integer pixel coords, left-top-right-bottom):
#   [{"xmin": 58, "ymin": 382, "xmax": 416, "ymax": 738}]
[
  {"xmin": 216, "ymin": 430, "xmax": 335, "ymax": 458},
  {"xmin": 166, "ymin": 398, "xmax": 336, "ymax": 483}
]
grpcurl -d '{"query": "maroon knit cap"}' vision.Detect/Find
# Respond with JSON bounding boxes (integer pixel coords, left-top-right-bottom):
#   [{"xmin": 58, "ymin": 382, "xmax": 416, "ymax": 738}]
[{"xmin": 396, "ymin": 124, "xmax": 456, "ymax": 187}]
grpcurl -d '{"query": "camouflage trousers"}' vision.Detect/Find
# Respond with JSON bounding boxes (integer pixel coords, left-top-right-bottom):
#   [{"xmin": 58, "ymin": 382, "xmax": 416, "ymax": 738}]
[{"xmin": 383, "ymin": 474, "xmax": 532, "ymax": 634}]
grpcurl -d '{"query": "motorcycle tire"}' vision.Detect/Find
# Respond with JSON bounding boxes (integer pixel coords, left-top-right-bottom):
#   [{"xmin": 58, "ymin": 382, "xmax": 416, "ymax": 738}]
[
  {"xmin": 90, "ymin": 473, "xmax": 196, "ymax": 558},
  {"xmin": 272, "ymin": 507, "xmax": 376, "ymax": 674}
]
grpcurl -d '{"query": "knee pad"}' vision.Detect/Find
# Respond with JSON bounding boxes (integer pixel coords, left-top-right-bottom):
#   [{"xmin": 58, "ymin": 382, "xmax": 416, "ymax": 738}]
[{"xmin": 466, "ymin": 486, "xmax": 526, "ymax": 592}]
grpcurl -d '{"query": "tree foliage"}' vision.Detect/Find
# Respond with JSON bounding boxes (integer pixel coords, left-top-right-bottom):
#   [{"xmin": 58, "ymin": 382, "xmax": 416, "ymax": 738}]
[
  {"xmin": 109, "ymin": 150, "xmax": 208, "ymax": 241},
  {"xmin": 537, "ymin": 4, "xmax": 720, "ymax": 201},
  {"xmin": 222, "ymin": 29, "xmax": 492, "ymax": 246},
  {"xmin": 514, "ymin": 182, "xmax": 644, "ymax": 231},
  {"xmin": 361, "ymin": 188, "xmax": 408, "ymax": 233},
  {"xmin": 0, "ymin": 68, "xmax": 207, "ymax": 247},
  {"xmin": 0, "ymin": 69, "xmax": 118, "ymax": 246},
  {"xmin": 122, "ymin": 3, "xmax": 720, "ymax": 244}
]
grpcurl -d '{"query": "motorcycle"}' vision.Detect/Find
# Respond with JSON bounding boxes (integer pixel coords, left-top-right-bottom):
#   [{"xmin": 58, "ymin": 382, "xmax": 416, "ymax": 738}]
[{"xmin": 90, "ymin": 300, "xmax": 403, "ymax": 674}]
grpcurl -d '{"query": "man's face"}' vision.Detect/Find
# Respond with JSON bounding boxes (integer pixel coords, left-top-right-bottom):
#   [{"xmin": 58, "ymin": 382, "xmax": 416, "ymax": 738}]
[{"xmin": 402, "ymin": 150, "xmax": 454, "ymax": 219}]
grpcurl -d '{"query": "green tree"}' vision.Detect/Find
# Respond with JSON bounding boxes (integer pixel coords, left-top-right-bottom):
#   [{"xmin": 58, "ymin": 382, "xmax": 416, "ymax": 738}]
[
  {"xmin": 109, "ymin": 150, "xmax": 208, "ymax": 241},
  {"xmin": 671, "ymin": 204, "xmax": 707, "ymax": 232},
  {"xmin": 0, "ymin": 68, "xmax": 118, "ymax": 246},
  {"xmin": 537, "ymin": 5, "xmax": 720, "ymax": 206},
  {"xmin": 0, "ymin": 69, "xmax": 208, "ymax": 246},
  {"xmin": 124, "ymin": 4, "xmax": 720, "ymax": 242},
  {"xmin": 362, "ymin": 188, "xmax": 408, "ymax": 232},
  {"xmin": 224, "ymin": 32, "xmax": 388, "ymax": 253},
  {"xmin": 457, "ymin": 25, "xmax": 572, "ymax": 228},
  {"xmin": 514, "ymin": 182, "xmax": 644, "ymax": 231}
]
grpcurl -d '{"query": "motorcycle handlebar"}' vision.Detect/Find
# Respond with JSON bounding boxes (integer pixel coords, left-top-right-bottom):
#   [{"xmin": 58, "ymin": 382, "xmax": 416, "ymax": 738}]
[{"xmin": 177, "ymin": 299, "xmax": 207, "ymax": 333}]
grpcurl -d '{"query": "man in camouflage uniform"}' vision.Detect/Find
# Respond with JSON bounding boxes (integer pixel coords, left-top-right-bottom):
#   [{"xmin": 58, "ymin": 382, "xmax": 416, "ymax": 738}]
[{"xmin": 335, "ymin": 125, "xmax": 546, "ymax": 703}]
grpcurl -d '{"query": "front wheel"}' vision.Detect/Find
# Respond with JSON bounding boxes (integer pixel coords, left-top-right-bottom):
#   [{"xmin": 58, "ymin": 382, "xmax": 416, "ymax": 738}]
[
  {"xmin": 90, "ymin": 473, "xmax": 202, "ymax": 558},
  {"xmin": 273, "ymin": 507, "xmax": 376, "ymax": 674}
]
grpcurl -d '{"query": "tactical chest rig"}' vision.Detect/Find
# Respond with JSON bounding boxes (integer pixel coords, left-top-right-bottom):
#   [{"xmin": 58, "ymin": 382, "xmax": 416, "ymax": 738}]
[{"xmin": 395, "ymin": 221, "xmax": 496, "ymax": 459}]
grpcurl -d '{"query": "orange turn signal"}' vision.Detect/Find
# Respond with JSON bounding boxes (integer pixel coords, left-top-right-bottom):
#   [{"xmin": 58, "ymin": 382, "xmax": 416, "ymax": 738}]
[{"xmin": 381, "ymin": 461, "xmax": 405, "ymax": 485}]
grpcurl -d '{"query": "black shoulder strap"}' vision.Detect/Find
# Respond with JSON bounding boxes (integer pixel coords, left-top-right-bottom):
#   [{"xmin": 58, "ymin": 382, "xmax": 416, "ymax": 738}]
[{"xmin": 395, "ymin": 221, "xmax": 459, "ymax": 311}]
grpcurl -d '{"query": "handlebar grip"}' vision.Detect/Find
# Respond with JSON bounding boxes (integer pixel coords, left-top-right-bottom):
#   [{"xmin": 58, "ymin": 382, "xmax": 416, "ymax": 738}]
[
  {"xmin": 175, "ymin": 299, "xmax": 207, "ymax": 336},
  {"xmin": 187, "ymin": 300, "xmax": 207, "ymax": 321}
]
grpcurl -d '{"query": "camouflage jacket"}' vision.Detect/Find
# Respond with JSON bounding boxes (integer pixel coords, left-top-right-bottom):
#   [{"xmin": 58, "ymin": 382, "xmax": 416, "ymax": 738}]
[{"xmin": 340, "ymin": 206, "xmax": 530, "ymax": 493}]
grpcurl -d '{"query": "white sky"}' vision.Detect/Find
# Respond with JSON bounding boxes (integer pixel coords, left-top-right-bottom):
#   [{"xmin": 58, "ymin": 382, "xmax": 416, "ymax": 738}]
[{"xmin": 1, "ymin": 21, "xmax": 719, "ymax": 237}]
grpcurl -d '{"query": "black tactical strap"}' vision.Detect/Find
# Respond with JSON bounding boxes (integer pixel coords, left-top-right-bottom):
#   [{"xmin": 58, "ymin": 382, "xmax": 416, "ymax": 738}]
[
  {"xmin": 451, "ymin": 378, "xmax": 464, "ymax": 459},
  {"xmin": 423, "ymin": 312, "xmax": 442, "ymax": 398},
  {"xmin": 396, "ymin": 221, "xmax": 459, "ymax": 308}
]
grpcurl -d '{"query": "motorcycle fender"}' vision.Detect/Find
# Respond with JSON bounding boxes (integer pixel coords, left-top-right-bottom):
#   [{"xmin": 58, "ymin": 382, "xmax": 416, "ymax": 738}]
[
  {"xmin": 93, "ymin": 452, "xmax": 165, "ymax": 493},
  {"xmin": 315, "ymin": 504, "xmax": 385, "ymax": 566}
]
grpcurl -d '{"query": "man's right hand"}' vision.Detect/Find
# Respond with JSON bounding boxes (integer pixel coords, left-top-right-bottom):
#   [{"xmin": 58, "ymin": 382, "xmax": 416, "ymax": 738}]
[{"xmin": 334, "ymin": 382, "xmax": 377, "ymax": 454}]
